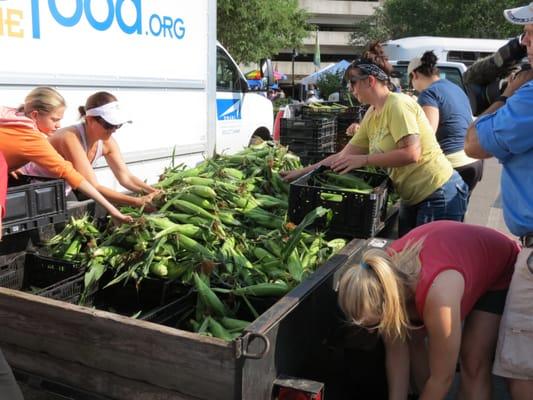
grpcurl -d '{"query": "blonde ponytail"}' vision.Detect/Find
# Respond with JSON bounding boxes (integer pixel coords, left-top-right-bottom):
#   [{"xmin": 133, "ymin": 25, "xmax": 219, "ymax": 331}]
[{"xmin": 338, "ymin": 239, "xmax": 424, "ymax": 341}]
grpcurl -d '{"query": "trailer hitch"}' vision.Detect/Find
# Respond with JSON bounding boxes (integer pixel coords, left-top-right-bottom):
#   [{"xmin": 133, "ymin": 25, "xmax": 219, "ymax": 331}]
[{"xmin": 236, "ymin": 332, "xmax": 270, "ymax": 359}]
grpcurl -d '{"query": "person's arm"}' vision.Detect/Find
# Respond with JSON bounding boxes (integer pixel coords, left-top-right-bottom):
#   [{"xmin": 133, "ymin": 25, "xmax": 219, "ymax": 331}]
[
  {"xmin": 419, "ymin": 270, "xmax": 464, "ymax": 400},
  {"xmin": 21, "ymin": 132, "xmax": 132, "ymax": 223},
  {"xmin": 466, "ymin": 69, "xmax": 533, "ymax": 159},
  {"xmin": 421, "ymin": 106, "xmax": 439, "ymax": 133},
  {"xmin": 60, "ymin": 133, "xmax": 153, "ymax": 208},
  {"xmin": 280, "ymin": 143, "xmax": 367, "ymax": 182},
  {"xmin": 103, "ymin": 138, "xmax": 158, "ymax": 194},
  {"xmin": 384, "ymin": 335, "xmax": 410, "ymax": 400},
  {"xmin": 75, "ymin": 180, "xmax": 133, "ymax": 223},
  {"xmin": 330, "ymin": 135, "xmax": 420, "ymax": 174}
]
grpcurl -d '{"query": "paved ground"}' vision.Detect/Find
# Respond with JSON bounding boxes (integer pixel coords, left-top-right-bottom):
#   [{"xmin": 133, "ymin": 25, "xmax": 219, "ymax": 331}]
[{"xmin": 15, "ymin": 159, "xmax": 513, "ymax": 400}]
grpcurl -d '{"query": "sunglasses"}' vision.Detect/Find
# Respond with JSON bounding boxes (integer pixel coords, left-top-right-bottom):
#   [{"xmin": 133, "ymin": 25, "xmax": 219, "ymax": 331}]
[
  {"xmin": 348, "ymin": 74, "xmax": 369, "ymax": 86},
  {"xmin": 96, "ymin": 117, "xmax": 122, "ymax": 131}
]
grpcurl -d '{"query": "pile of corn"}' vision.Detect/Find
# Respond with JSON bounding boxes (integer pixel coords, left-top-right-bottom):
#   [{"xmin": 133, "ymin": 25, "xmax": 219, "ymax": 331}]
[{"xmin": 47, "ymin": 142, "xmax": 347, "ymax": 339}]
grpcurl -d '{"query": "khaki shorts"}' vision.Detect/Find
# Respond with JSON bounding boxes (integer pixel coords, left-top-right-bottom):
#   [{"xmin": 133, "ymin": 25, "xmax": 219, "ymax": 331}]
[{"xmin": 493, "ymin": 247, "xmax": 533, "ymax": 380}]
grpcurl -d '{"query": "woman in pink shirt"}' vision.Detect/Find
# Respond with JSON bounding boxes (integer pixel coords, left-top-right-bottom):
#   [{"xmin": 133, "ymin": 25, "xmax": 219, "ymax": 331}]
[
  {"xmin": 338, "ymin": 221, "xmax": 520, "ymax": 400},
  {"xmin": 1, "ymin": 87, "xmax": 132, "ymax": 223}
]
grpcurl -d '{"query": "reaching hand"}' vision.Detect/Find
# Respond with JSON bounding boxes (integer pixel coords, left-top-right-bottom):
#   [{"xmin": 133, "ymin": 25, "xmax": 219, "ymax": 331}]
[
  {"xmin": 112, "ymin": 211, "xmax": 134, "ymax": 225},
  {"xmin": 280, "ymin": 168, "xmax": 307, "ymax": 183},
  {"xmin": 330, "ymin": 154, "xmax": 368, "ymax": 174},
  {"xmin": 503, "ymin": 69, "xmax": 533, "ymax": 97},
  {"xmin": 346, "ymin": 122, "xmax": 361, "ymax": 137}
]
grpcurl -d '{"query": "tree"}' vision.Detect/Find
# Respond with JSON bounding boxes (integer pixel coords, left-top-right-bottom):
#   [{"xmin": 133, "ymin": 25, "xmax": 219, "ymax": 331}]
[
  {"xmin": 218, "ymin": 0, "xmax": 310, "ymax": 64},
  {"xmin": 351, "ymin": 0, "xmax": 525, "ymax": 44}
]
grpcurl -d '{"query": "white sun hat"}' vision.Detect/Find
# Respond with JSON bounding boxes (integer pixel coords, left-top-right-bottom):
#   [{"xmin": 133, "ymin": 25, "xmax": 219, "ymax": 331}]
[
  {"xmin": 85, "ymin": 101, "xmax": 132, "ymax": 125},
  {"xmin": 504, "ymin": 2, "xmax": 533, "ymax": 25}
]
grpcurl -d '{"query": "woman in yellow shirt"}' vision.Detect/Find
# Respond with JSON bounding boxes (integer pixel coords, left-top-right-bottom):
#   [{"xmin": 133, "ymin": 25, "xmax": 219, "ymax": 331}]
[{"xmin": 282, "ymin": 42, "xmax": 468, "ymax": 235}]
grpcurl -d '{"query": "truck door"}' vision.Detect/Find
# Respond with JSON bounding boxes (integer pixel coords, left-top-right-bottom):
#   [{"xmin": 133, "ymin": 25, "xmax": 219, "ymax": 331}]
[{"xmin": 216, "ymin": 46, "xmax": 247, "ymax": 154}]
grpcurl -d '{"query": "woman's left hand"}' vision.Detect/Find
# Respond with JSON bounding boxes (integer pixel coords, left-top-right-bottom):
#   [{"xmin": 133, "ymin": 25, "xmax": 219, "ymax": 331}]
[{"xmin": 330, "ymin": 154, "xmax": 367, "ymax": 174}]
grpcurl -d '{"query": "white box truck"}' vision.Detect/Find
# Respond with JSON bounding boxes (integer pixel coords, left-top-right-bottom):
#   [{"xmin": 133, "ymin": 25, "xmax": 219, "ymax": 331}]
[{"xmin": 0, "ymin": 0, "xmax": 273, "ymax": 190}]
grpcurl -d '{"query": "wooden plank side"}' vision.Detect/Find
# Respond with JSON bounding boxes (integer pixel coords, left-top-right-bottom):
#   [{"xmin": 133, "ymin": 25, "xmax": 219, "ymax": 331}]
[
  {"xmin": 0, "ymin": 289, "xmax": 238, "ymax": 400},
  {"xmin": 2, "ymin": 343, "xmax": 200, "ymax": 400}
]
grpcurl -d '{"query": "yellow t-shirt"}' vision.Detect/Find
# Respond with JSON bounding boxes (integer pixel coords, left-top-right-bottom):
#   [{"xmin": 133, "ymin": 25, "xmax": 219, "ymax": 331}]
[{"xmin": 350, "ymin": 93, "xmax": 452, "ymax": 205}]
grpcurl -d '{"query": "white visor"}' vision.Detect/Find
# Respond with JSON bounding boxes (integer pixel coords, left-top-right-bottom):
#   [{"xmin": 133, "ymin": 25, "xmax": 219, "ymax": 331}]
[
  {"xmin": 85, "ymin": 101, "xmax": 132, "ymax": 125},
  {"xmin": 504, "ymin": 2, "xmax": 533, "ymax": 25}
]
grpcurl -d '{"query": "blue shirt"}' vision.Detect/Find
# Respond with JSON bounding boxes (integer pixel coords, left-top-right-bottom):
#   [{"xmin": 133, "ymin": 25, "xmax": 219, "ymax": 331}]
[
  {"xmin": 475, "ymin": 81, "xmax": 533, "ymax": 237},
  {"xmin": 417, "ymin": 79, "xmax": 473, "ymax": 155}
]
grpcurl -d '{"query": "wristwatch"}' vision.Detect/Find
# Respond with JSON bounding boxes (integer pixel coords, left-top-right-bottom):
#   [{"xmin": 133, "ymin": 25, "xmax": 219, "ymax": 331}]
[{"xmin": 496, "ymin": 95, "xmax": 508, "ymax": 103}]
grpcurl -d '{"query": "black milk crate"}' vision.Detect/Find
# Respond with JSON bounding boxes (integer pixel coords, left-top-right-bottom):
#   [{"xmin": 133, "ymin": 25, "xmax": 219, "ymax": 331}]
[
  {"xmin": 3, "ymin": 175, "xmax": 67, "ymax": 237},
  {"xmin": 0, "ymin": 252, "xmax": 83, "ymax": 297},
  {"xmin": 95, "ymin": 270, "xmax": 186, "ymax": 315},
  {"xmin": 288, "ymin": 167, "xmax": 390, "ymax": 238},
  {"xmin": 280, "ymin": 117, "xmax": 337, "ymax": 141},
  {"xmin": 38, "ymin": 272, "xmax": 97, "ymax": 306},
  {"xmin": 140, "ymin": 289, "xmax": 195, "ymax": 327},
  {"xmin": 287, "ymin": 141, "xmax": 335, "ymax": 156},
  {"xmin": 301, "ymin": 103, "xmax": 360, "ymax": 120},
  {"xmin": 298, "ymin": 151, "xmax": 336, "ymax": 166}
]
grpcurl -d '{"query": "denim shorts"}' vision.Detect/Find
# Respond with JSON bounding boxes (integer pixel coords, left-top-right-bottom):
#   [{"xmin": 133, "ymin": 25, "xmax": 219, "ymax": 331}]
[{"xmin": 399, "ymin": 171, "xmax": 469, "ymax": 236}]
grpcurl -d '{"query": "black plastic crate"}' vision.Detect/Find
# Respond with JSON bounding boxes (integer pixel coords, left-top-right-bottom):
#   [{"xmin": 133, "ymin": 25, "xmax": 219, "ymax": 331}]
[
  {"xmin": 140, "ymin": 289, "xmax": 195, "ymax": 327},
  {"xmin": 38, "ymin": 272, "xmax": 97, "ymax": 306},
  {"xmin": 301, "ymin": 103, "xmax": 360, "ymax": 120},
  {"xmin": 286, "ymin": 140, "xmax": 336, "ymax": 157},
  {"xmin": 298, "ymin": 151, "xmax": 336, "ymax": 166},
  {"xmin": 280, "ymin": 117, "xmax": 337, "ymax": 141},
  {"xmin": 95, "ymin": 270, "xmax": 187, "ymax": 315},
  {"xmin": 3, "ymin": 175, "xmax": 67, "ymax": 236},
  {"xmin": 0, "ymin": 252, "xmax": 83, "ymax": 295},
  {"xmin": 288, "ymin": 167, "xmax": 390, "ymax": 238}
]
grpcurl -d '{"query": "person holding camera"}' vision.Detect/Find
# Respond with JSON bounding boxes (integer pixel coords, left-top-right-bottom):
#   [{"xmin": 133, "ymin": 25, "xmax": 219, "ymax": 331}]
[
  {"xmin": 408, "ymin": 51, "xmax": 484, "ymax": 195},
  {"xmin": 465, "ymin": 3, "xmax": 533, "ymax": 399}
]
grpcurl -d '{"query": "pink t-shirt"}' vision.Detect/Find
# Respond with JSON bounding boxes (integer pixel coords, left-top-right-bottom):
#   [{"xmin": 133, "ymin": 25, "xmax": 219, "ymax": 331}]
[{"xmin": 389, "ymin": 221, "xmax": 520, "ymax": 321}]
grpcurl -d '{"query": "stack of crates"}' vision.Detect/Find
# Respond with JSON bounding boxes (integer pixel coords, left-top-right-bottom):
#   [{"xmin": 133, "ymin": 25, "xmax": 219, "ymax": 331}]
[
  {"xmin": 280, "ymin": 117, "xmax": 337, "ymax": 160},
  {"xmin": 0, "ymin": 175, "xmax": 91, "ymax": 305},
  {"xmin": 335, "ymin": 105, "xmax": 368, "ymax": 151}
]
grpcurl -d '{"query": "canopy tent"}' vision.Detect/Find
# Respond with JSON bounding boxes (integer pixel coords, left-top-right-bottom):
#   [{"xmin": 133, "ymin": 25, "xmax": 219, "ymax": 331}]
[{"xmin": 300, "ymin": 59, "xmax": 350, "ymax": 87}]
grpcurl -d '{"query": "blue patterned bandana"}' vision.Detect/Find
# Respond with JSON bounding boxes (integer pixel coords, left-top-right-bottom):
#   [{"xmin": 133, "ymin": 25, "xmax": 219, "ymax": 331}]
[{"xmin": 349, "ymin": 59, "xmax": 390, "ymax": 82}]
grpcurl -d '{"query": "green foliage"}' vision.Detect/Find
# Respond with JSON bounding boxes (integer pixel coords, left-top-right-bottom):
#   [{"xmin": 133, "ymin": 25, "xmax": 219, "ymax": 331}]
[
  {"xmin": 218, "ymin": 0, "xmax": 310, "ymax": 64},
  {"xmin": 316, "ymin": 70, "xmax": 344, "ymax": 100},
  {"xmin": 351, "ymin": 0, "xmax": 524, "ymax": 44}
]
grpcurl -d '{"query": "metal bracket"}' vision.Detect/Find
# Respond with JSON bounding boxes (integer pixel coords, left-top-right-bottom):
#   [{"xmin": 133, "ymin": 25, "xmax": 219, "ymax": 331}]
[{"xmin": 235, "ymin": 332, "xmax": 270, "ymax": 360}]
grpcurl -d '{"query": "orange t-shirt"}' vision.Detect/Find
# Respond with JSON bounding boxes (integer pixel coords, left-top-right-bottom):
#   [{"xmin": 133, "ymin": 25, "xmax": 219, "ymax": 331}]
[{"xmin": 0, "ymin": 125, "xmax": 84, "ymax": 189}]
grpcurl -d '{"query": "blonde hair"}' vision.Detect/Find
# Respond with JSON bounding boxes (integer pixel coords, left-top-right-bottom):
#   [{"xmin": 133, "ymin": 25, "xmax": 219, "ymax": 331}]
[
  {"xmin": 21, "ymin": 87, "xmax": 66, "ymax": 115},
  {"xmin": 338, "ymin": 239, "xmax": 424, "ymax": 340}
]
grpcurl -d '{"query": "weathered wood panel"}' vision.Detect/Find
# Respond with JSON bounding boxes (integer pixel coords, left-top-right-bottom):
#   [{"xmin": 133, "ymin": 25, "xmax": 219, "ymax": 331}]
[
  {"xmin": 0, "ymin": 289, "xmax": 238, "ymax": 400},
  {"xmin": 3, "ymin": 343, "xmax": 199, "ymax": 400}
]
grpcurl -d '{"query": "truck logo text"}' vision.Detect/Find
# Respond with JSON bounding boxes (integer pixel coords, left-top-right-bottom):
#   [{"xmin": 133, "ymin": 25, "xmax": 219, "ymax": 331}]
[{"xmin": 0, "ymin": 0, "xmax": 186, "ymax": 40}]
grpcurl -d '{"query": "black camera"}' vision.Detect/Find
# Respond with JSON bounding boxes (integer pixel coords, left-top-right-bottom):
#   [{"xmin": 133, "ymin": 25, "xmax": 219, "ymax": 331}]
[{"xmin": 464, "ymin": 35, "xmax": 527, "ymax": 115}]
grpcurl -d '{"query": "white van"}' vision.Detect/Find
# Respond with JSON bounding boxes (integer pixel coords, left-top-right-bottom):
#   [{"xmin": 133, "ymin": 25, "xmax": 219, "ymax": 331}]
[
  {"xmin": 383, "ymin": 36, "xmax": 507, "ymax": 66},
  {"xmin": 383, "ymin": 36, "xmax": 507, "ymax": 93},
  {"xmin": 0, "ymin": 0, "xmax": 273, "ymax": 190}
]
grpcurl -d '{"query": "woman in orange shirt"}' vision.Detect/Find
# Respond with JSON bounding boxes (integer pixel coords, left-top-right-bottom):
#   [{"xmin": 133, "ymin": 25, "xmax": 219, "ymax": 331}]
[{"xmin": 0, "ymin": 87, "xmax": 132, "ymax": 223}]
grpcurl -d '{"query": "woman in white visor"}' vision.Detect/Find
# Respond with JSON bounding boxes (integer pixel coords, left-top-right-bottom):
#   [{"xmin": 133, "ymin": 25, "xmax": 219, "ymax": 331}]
[{"xmin": 23, "ymin": 91, "xmax": 159, "ymax": 209}]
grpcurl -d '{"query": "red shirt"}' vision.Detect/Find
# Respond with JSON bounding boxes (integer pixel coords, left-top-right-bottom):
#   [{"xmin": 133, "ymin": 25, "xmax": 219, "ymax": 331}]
[
  {"xmin": 0, "ymin": 152, "xmax": 7, "ymax": 217},
  {"xmin": 389, "ymin": 221, "xmax": 520, "ymax": 321}
]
